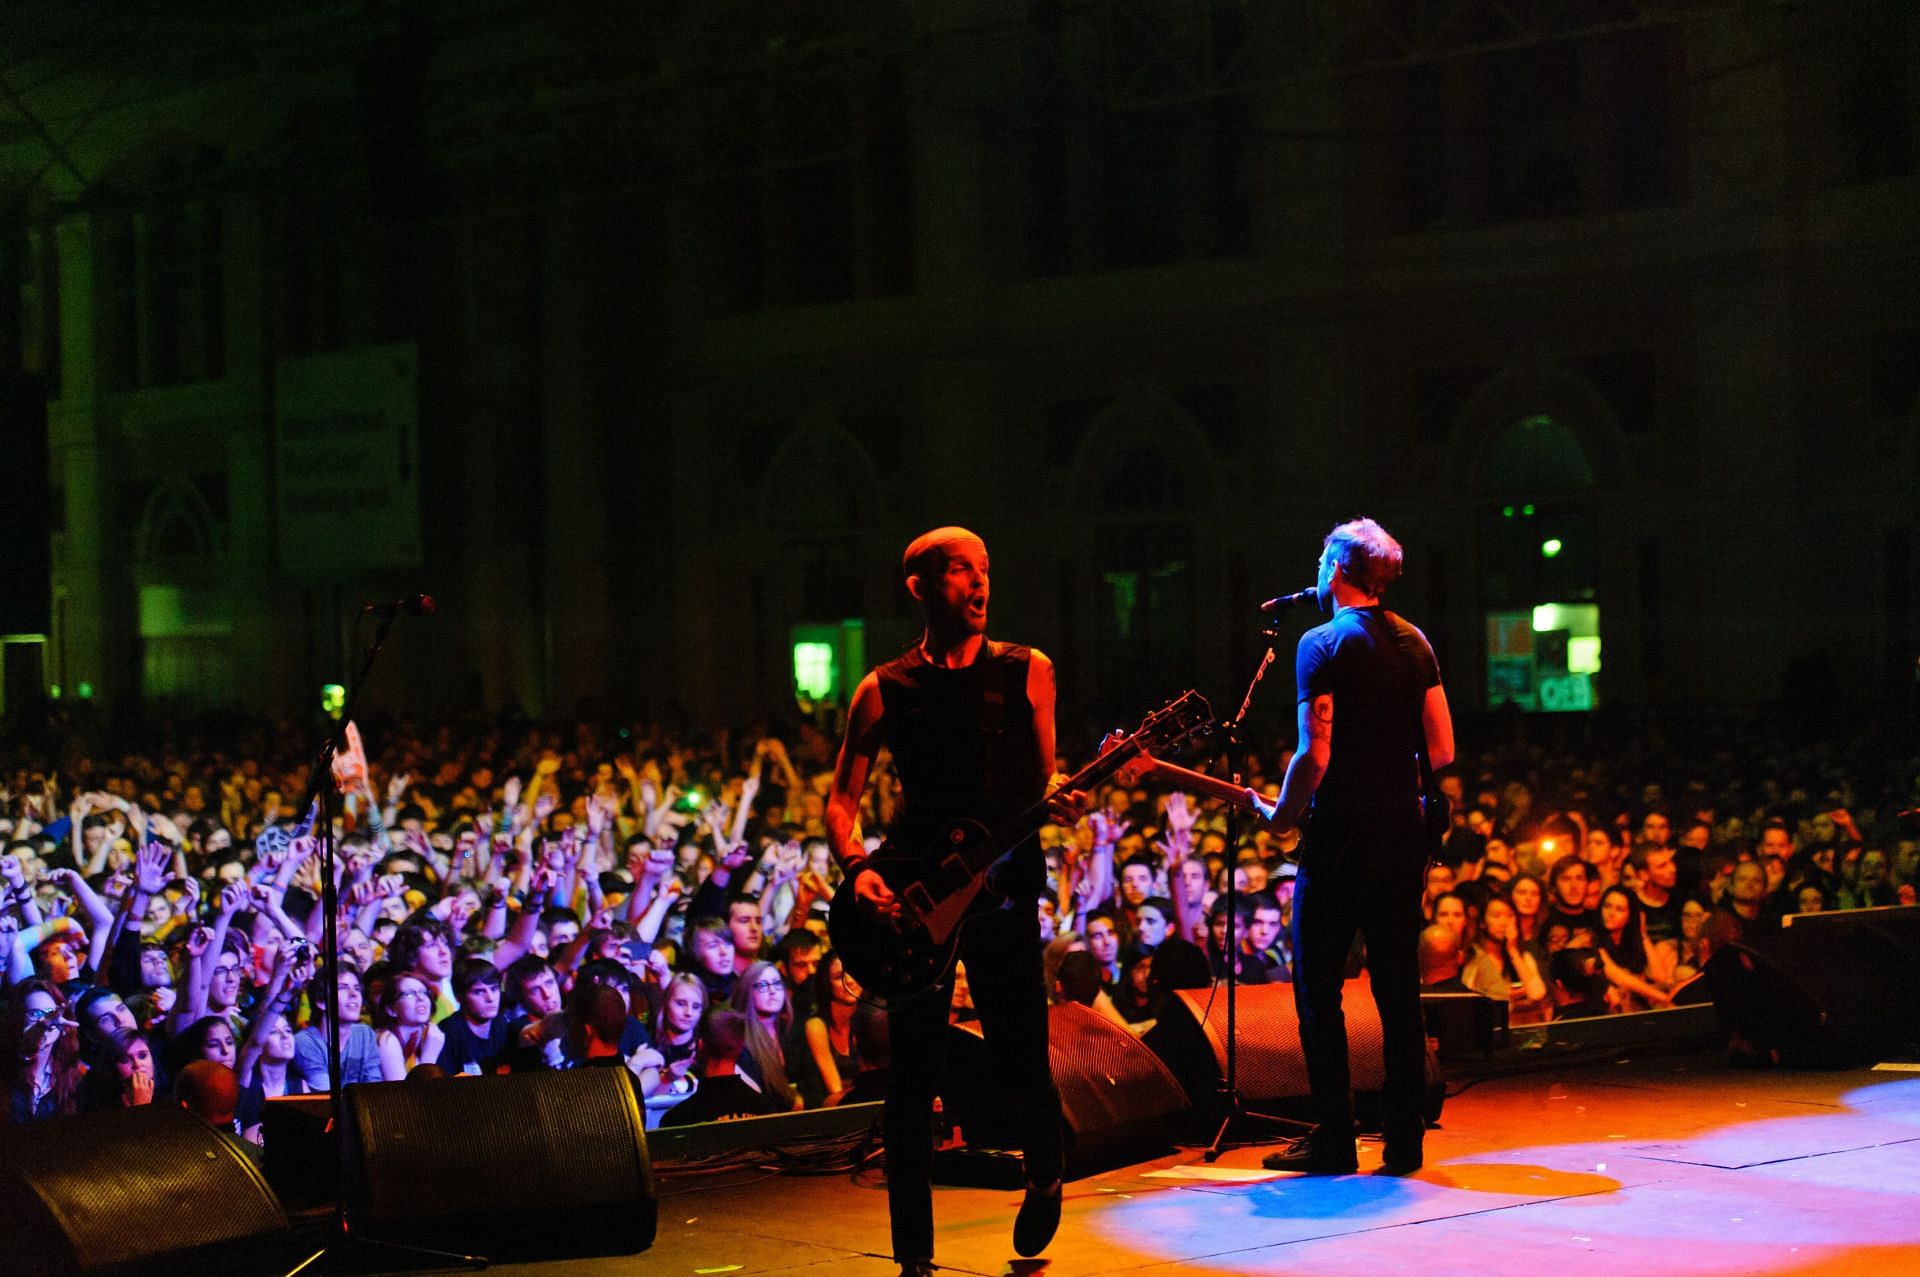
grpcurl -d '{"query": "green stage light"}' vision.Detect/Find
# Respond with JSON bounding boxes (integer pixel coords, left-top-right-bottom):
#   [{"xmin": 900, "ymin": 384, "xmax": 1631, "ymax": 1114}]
[
  {"xmin": 1541, "ymin": 539, "xmax": 1563, "ymax": 558},
  {"xmin": 76, "ymin": 682, "xmax": 93, "ymax": 699}
]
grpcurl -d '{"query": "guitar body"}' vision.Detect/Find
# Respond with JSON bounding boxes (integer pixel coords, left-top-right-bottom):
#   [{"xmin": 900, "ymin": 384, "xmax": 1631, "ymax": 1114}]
[
  {"xmin": 829, "ymin": 689, "xmax": 1216, "ymax": 1007},
  {"xmin": 828, "ymin": 820, "xmax": 1009, "ymax": 1006}
]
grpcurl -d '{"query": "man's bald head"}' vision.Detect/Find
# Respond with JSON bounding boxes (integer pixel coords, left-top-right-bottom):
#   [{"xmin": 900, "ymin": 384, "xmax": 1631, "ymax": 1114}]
[
  {"xmin": 175, "ymin": 1059, "xmax": 240, "ymax": 1125},
  {"xmin": 902, "ymin": 526, "xmax": 986, "ymax": 586},
  {"xmin": 902, "ymin": 527, "xmax": 990, "ymax": 634}
]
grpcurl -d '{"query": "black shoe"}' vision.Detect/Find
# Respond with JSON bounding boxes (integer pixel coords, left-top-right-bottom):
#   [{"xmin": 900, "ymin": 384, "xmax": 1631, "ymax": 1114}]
[
  {"xmin": 897, "ymin": 1260, "xmax": 935, "ymax": 1277},
  {"xmin": 1013, "ymin": 1179, "xmax": 1063, "ymax": 1257},
  {"xmin": 1260, "ymin": 1135, "xmax": 1359, "ymax": 1175},
  {"xmin": 1378, "ymin": 1141, "xmax": 1423, "ymax": 1176}
]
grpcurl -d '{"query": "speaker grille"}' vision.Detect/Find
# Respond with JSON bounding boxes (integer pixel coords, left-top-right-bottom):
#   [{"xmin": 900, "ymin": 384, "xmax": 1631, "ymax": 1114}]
[
  {"xmin": 1049, "ymin": 1002, "xmax": 1189, "ymax": 1135},
  {"xmin": 1170, "ymin": 978, "xmax": 1392, "ymax": 1101},
  {"xmin": 347, "ymin": 1069, "xmax": 651, "ymax": 1223},
  {"xmin": 0, "ymin": 1104, "xmax": 287, "ymax": 1273}
]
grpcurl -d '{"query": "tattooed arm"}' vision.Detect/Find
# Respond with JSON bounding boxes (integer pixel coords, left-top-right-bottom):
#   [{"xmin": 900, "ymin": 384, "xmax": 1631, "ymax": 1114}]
[{"xmin": 1264, "ymin": 694, "xmax": 1332, "ymax": 835}]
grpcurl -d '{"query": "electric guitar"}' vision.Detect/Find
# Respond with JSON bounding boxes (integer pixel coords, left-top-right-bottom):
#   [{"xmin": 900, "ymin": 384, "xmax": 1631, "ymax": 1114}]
[
  {"xmin": 1119, "ymin": 746, "xmax": 1450, "ymax": 859},
  {"xmin": 828, "ymin": 690, "xmax": 1214, "ymax": 1005}
]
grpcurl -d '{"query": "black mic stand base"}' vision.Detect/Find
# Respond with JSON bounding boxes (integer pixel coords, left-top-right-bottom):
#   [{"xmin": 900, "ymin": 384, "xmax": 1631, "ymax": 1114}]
[
  {"xmin": 284, "ymin": 607, "xmax": 485, "ymax": 1276},
  {"xmin": 284, "ymin": 1227, "xmax": 489, "ymax": 1276},
  {"xmin": 1194, "ymin": 623, "xmax": 1316, "ymax": 1162},
  {"xmin": 1202, "ymin": 1091, "xmax": 1314, "ymax": 1164}
]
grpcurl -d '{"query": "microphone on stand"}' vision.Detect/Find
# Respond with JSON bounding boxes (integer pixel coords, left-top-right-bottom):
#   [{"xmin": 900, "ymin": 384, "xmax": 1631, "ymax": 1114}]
[
  {"xmin": 1258, "ymin": 586, "xmax": 1319, "ymax": 614},
  {"xmin": 362, "ymin": 593, "xmax": 436, "ymax": 617}
]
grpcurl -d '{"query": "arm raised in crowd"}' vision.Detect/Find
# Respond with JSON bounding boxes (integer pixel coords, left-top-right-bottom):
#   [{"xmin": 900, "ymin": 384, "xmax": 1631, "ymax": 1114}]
[{"xmin": 47, "ymin": 867, "xmax": 115, "ymax": 975}]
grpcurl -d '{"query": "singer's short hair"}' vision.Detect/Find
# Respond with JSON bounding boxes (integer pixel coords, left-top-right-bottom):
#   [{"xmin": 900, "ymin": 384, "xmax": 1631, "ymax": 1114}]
[
  {"xmin": 1323, "ymin": 517, "xmax": 1404, "ymax": 597},
  {"xmin": 901, "ymin": 526, "xmax": 984, "ymax": 585}
]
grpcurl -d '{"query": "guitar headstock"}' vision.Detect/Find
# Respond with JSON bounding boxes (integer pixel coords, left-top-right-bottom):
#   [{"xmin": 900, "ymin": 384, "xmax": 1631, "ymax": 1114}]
[
  {"xmin": 1134, "ymin": 690, "xmax": 1214, "ymax": 753},
  {"xmin": 1082, "ymin": 692, "xmax": 1214, "ymax": 793}
]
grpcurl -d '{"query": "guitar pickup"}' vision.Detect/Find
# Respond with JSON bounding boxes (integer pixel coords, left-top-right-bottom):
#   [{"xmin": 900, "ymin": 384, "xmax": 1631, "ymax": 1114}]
[{"xmin": 904, "ymin": 882, "xmax": 936, "ymax": 921}]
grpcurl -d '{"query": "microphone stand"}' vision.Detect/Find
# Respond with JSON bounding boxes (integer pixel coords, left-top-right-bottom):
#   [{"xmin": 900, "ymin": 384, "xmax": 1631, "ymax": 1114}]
[
  {"xmin": 1200, "ymin": 622, "xmax": 1311, "ymax": 1162},
  {"xmin": 283, "ymin": 607, "xmax": 485, "ymax": 1276}
]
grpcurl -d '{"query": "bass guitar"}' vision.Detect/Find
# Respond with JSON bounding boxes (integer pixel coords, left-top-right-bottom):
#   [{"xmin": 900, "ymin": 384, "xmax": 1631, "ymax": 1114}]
[{"xmin": 829, "ymin": 690, "xmax": 1214, "ymax": 1005}]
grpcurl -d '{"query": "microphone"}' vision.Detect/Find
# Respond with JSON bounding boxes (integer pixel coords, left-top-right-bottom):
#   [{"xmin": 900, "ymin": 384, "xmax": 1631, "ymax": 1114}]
[
  {"xmin": 1259, "ymin": 586, "xmax": 1319, "ymax": 614},
  {"xmin": 362, "ymin": 593, "xmax": 436, "ymax": 617}
]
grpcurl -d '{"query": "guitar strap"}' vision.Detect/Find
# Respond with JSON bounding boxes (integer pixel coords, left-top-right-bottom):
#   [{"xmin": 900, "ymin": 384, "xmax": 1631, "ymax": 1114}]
[{"xmin": 979, "ymin": 640, "xmax": 1007, "ymax": 800}]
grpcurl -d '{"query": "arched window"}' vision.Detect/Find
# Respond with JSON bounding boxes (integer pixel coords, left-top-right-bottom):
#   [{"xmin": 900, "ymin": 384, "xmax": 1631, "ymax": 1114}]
[
  {"xmin": 1065, "ymin": 386, "xmax": 1223, "ymax": 715},
  {"xmin": 132, "ymin": 478, "xmax": 233, "ymax": 707}
]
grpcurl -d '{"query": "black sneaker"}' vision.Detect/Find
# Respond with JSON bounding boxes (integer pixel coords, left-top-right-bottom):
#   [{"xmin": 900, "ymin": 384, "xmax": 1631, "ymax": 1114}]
[
  {"xmin": 1260, "ymin": 1135, "xmax": 1359, "ymax": 1175},
  {"xmin": 1012, "ymin": 1179, "xmax": 1063, "ymax": 1257}
]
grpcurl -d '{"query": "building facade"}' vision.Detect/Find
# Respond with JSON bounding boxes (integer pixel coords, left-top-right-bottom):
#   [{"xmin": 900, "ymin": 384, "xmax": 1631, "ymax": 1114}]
[{"xmin": 1, "ymin": 0, "xmax": 1914, "ymax": 736}]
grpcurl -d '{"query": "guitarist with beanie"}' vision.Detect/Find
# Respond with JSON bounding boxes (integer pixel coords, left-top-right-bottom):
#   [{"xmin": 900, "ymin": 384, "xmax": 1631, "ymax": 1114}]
[{"xmin": 826, "ymin": 526, "xmax": 1066, "ymax": 1275}]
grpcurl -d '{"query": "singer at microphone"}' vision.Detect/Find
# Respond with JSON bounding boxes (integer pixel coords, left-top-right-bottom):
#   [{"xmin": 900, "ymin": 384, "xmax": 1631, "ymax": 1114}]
[
  {"xmin": 1260, "ymin": 586, "xmax": 1320, "ymax": 614},
  {"xmin": 363, "ymin": 593, "xmax": 436, "ymax": 617}
]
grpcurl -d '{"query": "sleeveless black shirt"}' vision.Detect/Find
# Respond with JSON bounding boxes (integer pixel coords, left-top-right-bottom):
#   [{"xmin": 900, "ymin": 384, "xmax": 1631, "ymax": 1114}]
[{"xmin": 875, "ymin": 640, "xmax": 1046, "ymax": 866}]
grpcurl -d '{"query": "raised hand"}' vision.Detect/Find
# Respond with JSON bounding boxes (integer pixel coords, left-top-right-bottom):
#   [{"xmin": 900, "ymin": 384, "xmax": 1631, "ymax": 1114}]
[
  {"xmin": 218, "ymin": 883, "xmax": 248, "ymax": 917},
  {"xmin": 1090, "ymin": 810, "xmax": 1131, "ymax": 847},
  {"xmin": 532, "ymin": 793, "xmax": 558, "ymax": 823},
  {"xmin": 1164, "ymin": 791, "xmax": 1196, "ymax": 840},
  {"xmin": 387, "ymin": 772, "xmax": 412, "ymax": 804},
  {"xmin": 502, "ymin": 776, "xmax": 524, "ymax": 812},
  {"xmin": 534, "ymin": 754, "xmax": 562, "ymax": 778},
  {"xmin": 135, "ymin": 842, "xmax": 171, "ymax": 895},
  {"xmin": 186, "ymin": 925, "xmax": 215, "ymax": 958}
]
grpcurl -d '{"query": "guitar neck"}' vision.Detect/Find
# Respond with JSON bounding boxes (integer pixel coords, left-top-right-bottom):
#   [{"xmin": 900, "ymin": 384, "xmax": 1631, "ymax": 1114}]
[{"xmin": 1132, "ymin": 757, "xmax": 1257, "ymax": 813}]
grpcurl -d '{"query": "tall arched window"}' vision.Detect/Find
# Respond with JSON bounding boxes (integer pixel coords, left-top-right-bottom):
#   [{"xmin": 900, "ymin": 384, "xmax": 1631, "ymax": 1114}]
[
  {"xmin": 1065, "ymin": 386, "xmax": 1222, "ymax": 717},
  {"xmin": 1474, "ymin": 407, "xmax": 1604, "ymax": 713}
]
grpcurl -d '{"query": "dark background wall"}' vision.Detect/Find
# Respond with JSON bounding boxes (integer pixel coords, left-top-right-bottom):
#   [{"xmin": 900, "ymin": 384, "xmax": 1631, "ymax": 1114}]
[{"xmin": 0, "ymin": 0, "xmax": 1913, "ymax": 739}]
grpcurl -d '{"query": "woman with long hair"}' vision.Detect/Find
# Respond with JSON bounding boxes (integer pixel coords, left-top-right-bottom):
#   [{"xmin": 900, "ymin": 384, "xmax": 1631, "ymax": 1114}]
[
  {"xmin": 80, "ymin": 1026, "xmax": 160, "ymax": 1111},
  {"xmin": 239, "ymin": 1009, "xmax": 304, "ymax": 1099},
  {"xmin": 727, "ymin": 959, "xmax": 799, "ymax": 1111},
  {"xmin": 4, "ymin": 980, "xmax": 83, "ymax": 1122},
  {"xmin": 640, "ymin": 972, "xmax": 706, "ymax": 1100},
  {"xmin": 168, "ymin": 1013, "xmax": 240, "ymax": 1078},
  {"xmin": 1461, "ymin": 896, "xmax": 1550, "ymax": 1025},
  {"xmin": 1594, "ymin": 886, "xmax": 1674, "ymax": 1011},
  {"xmin": 794, "ymin": 950, "xmax": 866, "ymax": 1107},
  {"xmin": 1673, "ymin": 897, "xmax": 1712, "ymax": 981},
  {"xmin": 1509, "ymin": 874, "xmax": 1548, "ymax": 948},
  {"xmin": 374, "ymin": 970, "xmax": 445, "ymax": 1079}
]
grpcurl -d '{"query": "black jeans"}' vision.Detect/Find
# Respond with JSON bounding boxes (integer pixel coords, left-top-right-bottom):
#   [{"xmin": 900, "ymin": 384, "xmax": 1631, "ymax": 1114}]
[
  {"xmin": 1288, "ymin": 840, "xmax": 1428, "ymax": 1151},
  {"xmin": 883, "ymin": 904, "xmax": 1063, "ymax": 1263}
]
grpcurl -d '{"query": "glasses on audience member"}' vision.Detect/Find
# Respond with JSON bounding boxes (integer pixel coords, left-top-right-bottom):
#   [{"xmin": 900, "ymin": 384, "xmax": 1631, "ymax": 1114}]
[
  {"xmin": 24, "ymin": 1006, "xmax": 54, "ymax": 1022},
  {"xmin": 750, "ymin": 978, "xmax": 785, "ymax": 993}
]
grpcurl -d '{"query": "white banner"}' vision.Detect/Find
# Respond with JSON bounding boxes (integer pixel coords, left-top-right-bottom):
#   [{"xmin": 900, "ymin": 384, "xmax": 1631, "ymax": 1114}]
[{"xmin": 274, "ymin": 343, "xmax": 422, "ymax": 576}]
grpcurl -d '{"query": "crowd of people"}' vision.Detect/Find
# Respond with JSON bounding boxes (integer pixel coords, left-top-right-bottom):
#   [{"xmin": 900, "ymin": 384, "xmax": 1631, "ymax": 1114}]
[{"xmin": 3, "ymin": 711, "xmax": 1916, "ymax": 1138}]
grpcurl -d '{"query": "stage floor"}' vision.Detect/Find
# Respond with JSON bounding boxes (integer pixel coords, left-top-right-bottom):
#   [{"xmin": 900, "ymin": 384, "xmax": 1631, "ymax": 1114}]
[{"xmin": 477, "ymin": 1050, "xmax": 1920, "ymax": 1277}]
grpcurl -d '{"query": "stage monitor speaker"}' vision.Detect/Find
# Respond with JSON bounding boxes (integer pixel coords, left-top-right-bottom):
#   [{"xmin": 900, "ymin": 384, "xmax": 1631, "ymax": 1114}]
[
  {"xmin": 1147, "ymin": 978, "xmax": 1443, "ymax": 1124},
  {"xmin": 941, "ymin": 1002, "xmax": 1191, "ymax": 1178},
  {"xmin": 1705, "ymin": 906, "xmax": 1920, "ymax": 1068},
  {"xmin": 341, "ymin": 1068, "xmax": 657, "ymax": 1260},
  {"xmin": 0, "ymin": 1103, "xmax": 291, "ymax": 1277}
]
